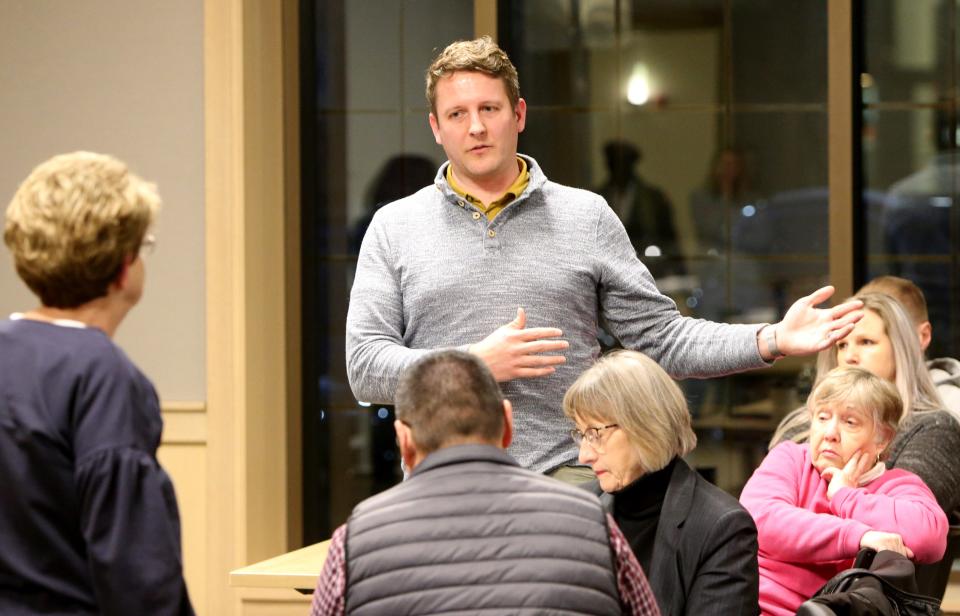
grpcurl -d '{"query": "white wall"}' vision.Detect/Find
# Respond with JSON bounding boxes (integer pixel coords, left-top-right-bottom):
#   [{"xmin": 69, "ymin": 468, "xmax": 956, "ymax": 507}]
[{"xmin": 0, "ymin": 0, "xmax": 205, "ymax": 400}]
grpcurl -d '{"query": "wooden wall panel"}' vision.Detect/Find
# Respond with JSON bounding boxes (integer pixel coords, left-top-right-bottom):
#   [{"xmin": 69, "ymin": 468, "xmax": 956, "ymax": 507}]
[
  {"xmin": 238, "ymin": 588, "xmax": 311, "ymax": 616},
  {"xmin": 204, "ymin": 0, "xmax": 296, "ymax": 612},
  {"xmin": 159, "ymin": 404, "xmax": 208, "ymax": 614}
]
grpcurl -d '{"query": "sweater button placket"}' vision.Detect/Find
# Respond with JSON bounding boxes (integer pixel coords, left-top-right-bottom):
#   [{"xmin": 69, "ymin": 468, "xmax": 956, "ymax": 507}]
[{"xmin": 484, "ymin": 225, "xmax": 500, "ymax": 251}]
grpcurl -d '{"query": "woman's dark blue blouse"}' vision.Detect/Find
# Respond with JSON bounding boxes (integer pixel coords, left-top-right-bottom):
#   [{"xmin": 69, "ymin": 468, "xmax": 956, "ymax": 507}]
[{"xmin": 0, "ymin": 319, "xmax": 193, "ymax": 615}]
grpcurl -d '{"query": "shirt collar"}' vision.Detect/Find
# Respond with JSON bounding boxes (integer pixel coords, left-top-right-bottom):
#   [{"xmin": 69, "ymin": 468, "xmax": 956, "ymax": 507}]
[{"xmin": 445, "ymin": 157, "xmax": 529, "ymax": 209}]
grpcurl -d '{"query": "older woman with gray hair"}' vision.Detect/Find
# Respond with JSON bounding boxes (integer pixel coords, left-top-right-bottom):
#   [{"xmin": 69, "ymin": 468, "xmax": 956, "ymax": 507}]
[
  {"xmin": 741, "ymin": 367, "xmax": 947, "ymax": 615},
  {"xmin": 564, "ymin": 350, "xmax": 759, "ymax": 616}
]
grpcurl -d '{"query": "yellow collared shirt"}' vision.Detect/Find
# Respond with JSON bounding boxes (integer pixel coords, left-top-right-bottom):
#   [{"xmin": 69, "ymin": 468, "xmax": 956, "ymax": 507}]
[{"xmin": 446, "ymin": 158, "xmax": 529, "ymax": 222}]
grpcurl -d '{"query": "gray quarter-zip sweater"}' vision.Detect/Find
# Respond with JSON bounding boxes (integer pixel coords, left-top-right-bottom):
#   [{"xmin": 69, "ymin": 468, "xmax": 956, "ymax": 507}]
[{"xmin": 346, "ymin": 155, "xmax": 768, "ymax": 472}]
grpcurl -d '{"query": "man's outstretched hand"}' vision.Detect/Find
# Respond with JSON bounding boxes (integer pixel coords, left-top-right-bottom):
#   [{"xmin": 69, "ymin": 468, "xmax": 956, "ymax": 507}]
[
  {"xmin": 760, "ymin": 286, "xmax": 863, "ymax": 360},
  {"xmin": 469, "ymin": 307, "xmax": 568, "ymax": 382}
]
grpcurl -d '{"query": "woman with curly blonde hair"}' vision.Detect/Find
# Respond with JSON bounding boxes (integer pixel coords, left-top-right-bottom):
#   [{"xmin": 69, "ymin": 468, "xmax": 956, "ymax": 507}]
[{"xmin": 0, "ymin": 152, "xmax": 193, "ymax": 615}]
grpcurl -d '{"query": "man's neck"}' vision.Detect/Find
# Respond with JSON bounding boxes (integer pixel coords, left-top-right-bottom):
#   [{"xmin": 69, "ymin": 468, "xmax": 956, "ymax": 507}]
[
  {"xmin": 449, "ymin": 159, "xmax": 522, "ymax": 205},
  {"xmin": 407, "ymin": 438, "xmax": 502, "ymax": 473}
]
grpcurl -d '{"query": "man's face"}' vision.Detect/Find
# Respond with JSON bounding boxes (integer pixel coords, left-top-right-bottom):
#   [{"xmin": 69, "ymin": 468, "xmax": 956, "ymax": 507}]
[{"xmin": 429, "ymin": 71, "xmax": 526, "ymax": 190}]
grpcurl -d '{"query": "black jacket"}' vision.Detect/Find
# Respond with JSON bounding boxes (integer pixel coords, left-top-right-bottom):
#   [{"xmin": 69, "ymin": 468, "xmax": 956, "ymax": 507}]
[{"xmin": 587, "ymin": 458, "xmax": 760, "ymax": 616}]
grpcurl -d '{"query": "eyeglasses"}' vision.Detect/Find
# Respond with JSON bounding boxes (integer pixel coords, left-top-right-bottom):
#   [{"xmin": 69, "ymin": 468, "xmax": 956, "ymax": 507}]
[
  {"xmin": 140, "ymin": 233, "xmax": 157, "ymax": 257},
  {"xmin": 569, "ymin": 423, "xmax": 619, "ymax": 450}
]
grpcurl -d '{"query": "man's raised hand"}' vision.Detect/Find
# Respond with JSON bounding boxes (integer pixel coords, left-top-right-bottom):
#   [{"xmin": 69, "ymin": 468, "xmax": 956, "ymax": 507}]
[{"xmin": 764, "ymin": 286, "xmax": 864, "ymax": 359}]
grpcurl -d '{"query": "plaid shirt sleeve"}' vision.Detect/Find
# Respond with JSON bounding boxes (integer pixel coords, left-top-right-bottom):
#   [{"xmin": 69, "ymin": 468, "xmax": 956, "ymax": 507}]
[
  {"xmin": 310, "ymin": 524, "xmax": 348, "ymax": 616},
  {"xmin": 607, "ymin": 514, "xmax": 662, "ymax": 616}
]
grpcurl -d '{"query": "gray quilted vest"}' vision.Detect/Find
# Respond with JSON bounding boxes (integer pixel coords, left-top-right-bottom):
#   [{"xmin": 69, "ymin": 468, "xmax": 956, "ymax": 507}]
[{"xmin": 344, "ymin": 444, "xmax": 622, "ymax": 615}]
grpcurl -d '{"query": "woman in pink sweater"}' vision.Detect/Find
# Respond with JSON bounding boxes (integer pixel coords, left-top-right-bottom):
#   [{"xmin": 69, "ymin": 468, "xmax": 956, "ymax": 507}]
[{"xmin": 740, "ymin": 367, "xmax": 947, "ymax": 616}]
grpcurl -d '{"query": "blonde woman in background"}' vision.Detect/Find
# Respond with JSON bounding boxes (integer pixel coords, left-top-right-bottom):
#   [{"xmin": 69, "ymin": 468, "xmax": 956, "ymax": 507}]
[{"xmin": 858, "ymin": 275, "xmax": 960, "ymax": 414}]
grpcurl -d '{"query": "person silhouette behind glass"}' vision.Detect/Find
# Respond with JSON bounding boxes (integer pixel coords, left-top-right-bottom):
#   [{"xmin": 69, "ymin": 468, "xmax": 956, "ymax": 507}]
[{"xmin": 595, "ymin": 139, "xmax": 683, "ymax": 279}]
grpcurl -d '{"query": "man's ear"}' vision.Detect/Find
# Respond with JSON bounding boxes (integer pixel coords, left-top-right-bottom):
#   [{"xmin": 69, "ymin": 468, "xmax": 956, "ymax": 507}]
[
  {"xmin": 918, "ymin": 321, "xmax": 932, "ymax": 352},
  {"xmin": 394, "ymin": 419, "xmax": 419, "ymax": 470},
  {"xmin": 514, "ymin": 98, "xmax": 527, "ymax": 134},
  {"xmin": 500, "ymin": 399, "xmax": 513, "ymax": 449},
  {"xmin": 429, "ymin": 112, "xmax": 442, "ymax": 145}
]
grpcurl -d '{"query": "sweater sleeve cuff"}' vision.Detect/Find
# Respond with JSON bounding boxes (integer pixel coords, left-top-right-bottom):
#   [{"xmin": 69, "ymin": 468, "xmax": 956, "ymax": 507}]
[
  {"xmin": 756, "ymin": 323, "xmax": 776, "ymax": 366},
  {"xmin": 840, "ymin": 519, "xmax": 872, "ymax": 556}
]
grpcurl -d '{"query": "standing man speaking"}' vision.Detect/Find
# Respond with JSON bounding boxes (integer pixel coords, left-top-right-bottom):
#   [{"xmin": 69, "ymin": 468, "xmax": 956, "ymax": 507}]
[{"xmin": 346, "ymin": 36, "xmax": 861, "ymax": 479}]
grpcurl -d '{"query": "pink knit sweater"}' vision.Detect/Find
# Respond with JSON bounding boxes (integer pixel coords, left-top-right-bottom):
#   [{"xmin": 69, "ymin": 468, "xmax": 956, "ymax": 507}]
[{"xmin": 740, "ymin": 441, "xmax": 947, "ymax": 616}]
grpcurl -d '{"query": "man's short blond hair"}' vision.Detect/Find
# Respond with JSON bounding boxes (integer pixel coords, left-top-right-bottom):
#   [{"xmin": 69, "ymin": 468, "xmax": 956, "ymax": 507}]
[
  {"xmin": 425, "ymin": 36, "xmax": 520, "ymax": 114},
  {"xmin": 857, "ymin": 275, "xmax": 929, "ymax": 325},
  {"xmin": 563, "ymin": 350, "xmax": 696, "ymax": 473},
  {"xmin": 4, "ymin": 151, "xmax": 159, "ymax": 308}
]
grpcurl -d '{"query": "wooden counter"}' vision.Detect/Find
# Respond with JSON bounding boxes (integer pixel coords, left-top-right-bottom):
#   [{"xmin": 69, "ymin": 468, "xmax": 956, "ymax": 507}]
[{"xmin": 229, "ymin": 540, "xmax": 330, "ymax": 593}]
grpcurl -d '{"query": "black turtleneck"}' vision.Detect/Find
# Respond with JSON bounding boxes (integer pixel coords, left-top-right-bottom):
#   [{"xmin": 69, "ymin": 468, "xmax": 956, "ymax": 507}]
[{"xmin": 612, "ymin": 456, "xmax": 677, "ymax": 572}]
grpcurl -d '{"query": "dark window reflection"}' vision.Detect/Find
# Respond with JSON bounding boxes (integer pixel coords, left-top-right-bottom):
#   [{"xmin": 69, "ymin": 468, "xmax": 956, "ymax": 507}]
[
  {"xmin": 300, "ymin": 0, "xmax": 472, "ymax": 544},
  {"xmin": 861, "ymin": 0, "xmax": 960, "ymax": 360},
  {"xmin": 303, "ymin": 0, "xmax": 835, "ymax": 541},
  {"xmin": 730, "ymin": 0, "xmax": 827, "ymax": 104},
  {"xmin": 500, "ymin": 0, "xmax": 828, "ymax": 495},
  {"xmin": 862, "ymin": 0, "xmax": 954, "ymax": 105},
  {"xmin": 864, "ymin": 108, "xmax": 960, "ymax": 359},
  {"xmin": 596, "ymin": 140, "xmax": 684, "ymax": 279}
]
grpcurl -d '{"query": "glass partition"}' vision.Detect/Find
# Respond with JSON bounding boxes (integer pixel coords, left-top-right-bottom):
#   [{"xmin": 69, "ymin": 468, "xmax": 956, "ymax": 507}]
[
  {"xmin": 862, "ymin": 0, "xmax": 959, "ymax": 361},
  {"xmin": 300, "ymin": 0, "xmax": 474, "ymax": 544},
  {"xmin": 301, "ymin": 0, "xmax": 867, "ymax": 540},
  {"xmin": 500, "ymin": 0, "xmax": 828, "ymax": 493}
]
